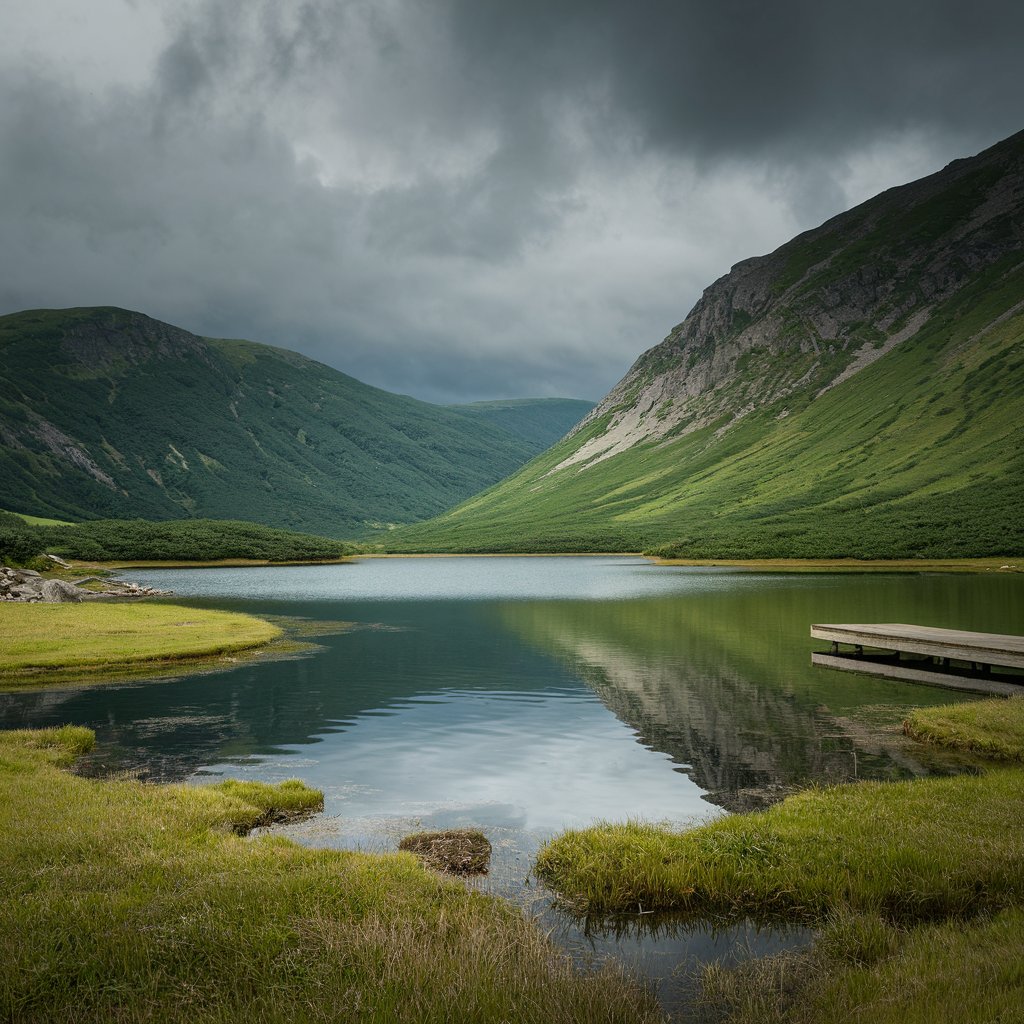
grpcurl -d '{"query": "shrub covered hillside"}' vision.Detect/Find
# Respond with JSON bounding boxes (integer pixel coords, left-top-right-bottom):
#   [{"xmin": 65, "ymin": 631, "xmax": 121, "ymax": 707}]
[
  {"xmin": 33, "ymin": 518, "xmax": 354, "ymax": 563},
  {"xmin": 0, "ymin": 306, "xmax": 592, "ymax": 537},
  {"xmin": 0, "ymin": 510, "xmax": 45, "ymax": 565},
  {"xmin": 392, "ymin": 129, "xmax": 1024, "ymax": 558}
]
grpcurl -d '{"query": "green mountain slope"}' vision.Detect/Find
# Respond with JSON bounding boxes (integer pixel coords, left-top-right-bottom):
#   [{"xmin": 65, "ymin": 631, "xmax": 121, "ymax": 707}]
[
  {"xmin": 0, "ymin": 307, "xmax": 592, "ymax": 536},
  {"xmin": 392, "ymin": 130, "xmax": 1024, "ymax": 557}
]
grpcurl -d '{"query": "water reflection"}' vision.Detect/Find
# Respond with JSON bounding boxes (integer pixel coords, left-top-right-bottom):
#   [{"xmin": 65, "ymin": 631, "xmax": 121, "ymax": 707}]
[{"xmin": 495, "ymin": 571, "xmax": 1022, "ymax": 809}]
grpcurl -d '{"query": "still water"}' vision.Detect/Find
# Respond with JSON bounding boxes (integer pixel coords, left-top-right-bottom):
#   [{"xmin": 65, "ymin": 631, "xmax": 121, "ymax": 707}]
[{"xmin": 3, "ymin": 556, "xmax": 1021, "ymax": 1014}]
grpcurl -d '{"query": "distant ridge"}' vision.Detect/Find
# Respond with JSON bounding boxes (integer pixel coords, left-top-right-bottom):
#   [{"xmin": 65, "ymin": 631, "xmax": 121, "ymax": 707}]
[
  {"xmin": 0, "ymin": 307, "xmax": 593, "ymax": 535},
  {"xmin": 394, "ymin": 129, "xmax": 1024, "ymax": 557}
]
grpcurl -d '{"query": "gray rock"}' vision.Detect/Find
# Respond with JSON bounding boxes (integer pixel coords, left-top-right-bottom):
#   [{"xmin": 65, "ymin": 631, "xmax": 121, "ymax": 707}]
[{"xmin": 40, "ymin": 578, "xmax": 84, "ymax": 603}]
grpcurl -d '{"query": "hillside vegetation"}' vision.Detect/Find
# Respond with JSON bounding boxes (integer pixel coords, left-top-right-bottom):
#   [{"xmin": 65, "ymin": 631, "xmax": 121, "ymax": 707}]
[
  {"xmin": 36, "ymin": 518, "xmax": 355, "ymax": 563},
  {"xmin": 0, "ymin": 511, "xmax": 353, "ymax": 564},
  {"xmin": 392, "ymin": 130, "xmax": 1024, "ymax": 557},
  {"xmin": 0, "ymin": 308, "xmax": 592, "ymax": 536}
]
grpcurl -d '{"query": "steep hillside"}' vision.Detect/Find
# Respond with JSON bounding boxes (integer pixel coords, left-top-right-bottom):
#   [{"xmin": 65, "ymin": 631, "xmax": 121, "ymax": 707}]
[
  {"xmin": 393, "ymin": 130, "xmax": 1024, "ymax": 556},
  {"xmin": 0, "ymin": 308, "xmax": 592, "ymax": 536}
]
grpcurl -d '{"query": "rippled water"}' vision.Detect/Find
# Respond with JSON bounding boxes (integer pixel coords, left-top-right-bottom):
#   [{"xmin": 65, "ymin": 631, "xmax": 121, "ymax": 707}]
[{"xmin": 3, "ymin": 556, "xmax": 1021, "ymax": 1015}]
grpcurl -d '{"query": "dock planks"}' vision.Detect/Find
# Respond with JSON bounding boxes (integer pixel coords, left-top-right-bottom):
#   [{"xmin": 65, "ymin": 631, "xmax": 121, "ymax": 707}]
[{"xmin": 811, "ymin": 623, "xmax": 1024, "ymax": 696}]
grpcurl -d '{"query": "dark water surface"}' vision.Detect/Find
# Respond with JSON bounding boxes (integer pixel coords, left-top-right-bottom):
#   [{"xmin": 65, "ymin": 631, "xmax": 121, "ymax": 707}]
[{"xmin": 4, "ymin": 556, "xmax": 1021, "ymax": 1015}]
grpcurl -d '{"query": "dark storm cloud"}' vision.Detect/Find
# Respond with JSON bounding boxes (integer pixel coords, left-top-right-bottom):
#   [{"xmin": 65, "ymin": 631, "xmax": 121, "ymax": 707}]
[
  {"xmin": 1, "ymin": 0, "xmax": 1021, "ymax": 402},
  {"xmin": 447, "ymin": 0, "xmax": 1024, "ymax": 157}
]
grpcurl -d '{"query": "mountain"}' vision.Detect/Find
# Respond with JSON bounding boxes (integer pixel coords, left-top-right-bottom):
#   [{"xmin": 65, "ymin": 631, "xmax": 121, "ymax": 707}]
[
  {"xmin": 450, "ymin": 399, "xmax": 597, "ymax": 450},
  {"xmin": 393, "ymin": 130, "xmax": 1024, "ymax": 557},
  {"xmin": 0, "ymin": 307, "xmax": 593, "ymax": 536}
]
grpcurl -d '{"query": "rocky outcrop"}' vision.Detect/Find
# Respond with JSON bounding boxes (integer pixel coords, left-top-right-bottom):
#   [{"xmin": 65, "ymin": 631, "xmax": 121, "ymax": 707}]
[
  {"xmin": 0, "ymin": 565, "xmax": 170, "ymax": 602},
  {"xmin": 39, "ymin": 578, "xmax": 85, "ymax": 603}
]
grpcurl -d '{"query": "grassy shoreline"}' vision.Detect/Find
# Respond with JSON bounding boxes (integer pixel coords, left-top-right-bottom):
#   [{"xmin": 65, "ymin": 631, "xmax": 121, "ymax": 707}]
[
  {"xmin": 537, "ymin": 698, "xmax": 1024, "ymax": 1023},
  {"xmin": 369, "ymin": 550, "xmax": 1021, "ymax": 573},
  {"xmin": 535, "ymin": 768, "xmax": 1024, "ymax": 921},
  {"xmin": 0, "ymin": 603, "xmax": 282, "ymax": 687},
  {"xmin": 30, "ymin": 552, "xmax": 1024, "ymax": 573},
  {"xmin": 650, "ymin": 555, "xmax": 1023, "ymax": 573},
  {"xmin": 74, "ymin": 556, "xmax": 353, "ymax": 569},
  {"xmin": 0, "ymin": 727, "xmax": 659, "ymax": 1023}
]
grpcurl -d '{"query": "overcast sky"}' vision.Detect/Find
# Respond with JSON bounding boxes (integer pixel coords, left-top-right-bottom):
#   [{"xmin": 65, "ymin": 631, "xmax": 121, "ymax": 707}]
[{"xmin": 2, "ymin": 1, "xmax": 1022, "ymax": 403}]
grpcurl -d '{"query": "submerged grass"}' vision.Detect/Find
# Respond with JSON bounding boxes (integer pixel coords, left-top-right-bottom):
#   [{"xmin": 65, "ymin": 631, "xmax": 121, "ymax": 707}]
[
  {"xmin": 700, "ymin": 908, "xmax": 1024, "ymax": 1024},
  {"xmin": 0, "ymin": 603, "xmax": 281, "ymax": 682},
  {"xmin": 0, "ymin": 727, "xmax": 662, "ymax": 1023},
  {"xmin": 903, "ymin": 695, "xmax": 1024, "ymax": 761}
]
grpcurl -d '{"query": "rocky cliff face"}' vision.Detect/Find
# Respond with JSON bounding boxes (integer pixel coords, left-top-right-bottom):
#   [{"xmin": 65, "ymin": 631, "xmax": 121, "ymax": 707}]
[{"xmin": 557, "ymin": 130, "xmax": 1024, "ymax": 474}]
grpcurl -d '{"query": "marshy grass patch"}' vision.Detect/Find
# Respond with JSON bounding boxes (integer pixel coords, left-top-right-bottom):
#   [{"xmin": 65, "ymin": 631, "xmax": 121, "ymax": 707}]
[
  {"xmin": 399, "ymin": 828, "xmax": 492, "ymax": 874},
  {"xmin": 0, "ymin": 727, "xmax": 662, "ymax": 1023},
  {"xmin": 699, "ymin": 908, "xmax": 1024, "ymax": 1024},
  {"xmin": 0, "ymin": 602, "xmax": 281, "ymax": 684},
  {"xmin": 903, "ymin": 695, "xmax": 1024, "ymax": 761},
  {"xmin": 535, "ymin": 694, "xmax": 1024, "ymax": 1022},
  {"xmin": 535, "ymin": 767, "xmax": 1024, "ymax": 920}
]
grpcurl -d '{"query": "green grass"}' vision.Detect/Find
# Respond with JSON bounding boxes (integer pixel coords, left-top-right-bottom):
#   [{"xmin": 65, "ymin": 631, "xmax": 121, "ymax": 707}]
[
  {"xmin": 0, "ymin": 603, "xmax": 282, "ymax": 681},
  {"xmin": 0, "ymin": 507, "xmax": 72, "ymax": 527},
  {"xmin": 535, "ymin": 768, "xmax": 1024, "ymax": 921},
  {"xmin": 903, "ymin": 696, "xmax": 1024, "ymax": 761},
  {"xmin": 651, "ymin": 556, "xmax": 1022, "ymax": 573},
  {"xmin": 700, "ymin": 908, "xmax": 1024, "ymax": 1024},
  {"xmin": 0, "ymin": 727, "xmax": 661, "ymax": 1023}
]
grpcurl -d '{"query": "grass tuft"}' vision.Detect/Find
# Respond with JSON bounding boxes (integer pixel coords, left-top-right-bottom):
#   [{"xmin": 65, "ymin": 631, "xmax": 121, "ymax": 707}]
[
  {"xmin": 536, "ymin": 769, "xmax": 1024, "ymax": 921},
  {"xmin": 0, "ymin": 724, "xmax": 96, "ymax": 763},
  {"xmin": 903, "ymin": 695, "xmax": 1024, "ymax": 761}
]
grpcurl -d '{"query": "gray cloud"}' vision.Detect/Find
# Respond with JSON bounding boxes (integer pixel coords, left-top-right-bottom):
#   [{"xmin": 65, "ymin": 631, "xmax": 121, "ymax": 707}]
[{"xmin": 1, "ymin": 0, "xmax": 1021, "ymax": 403}]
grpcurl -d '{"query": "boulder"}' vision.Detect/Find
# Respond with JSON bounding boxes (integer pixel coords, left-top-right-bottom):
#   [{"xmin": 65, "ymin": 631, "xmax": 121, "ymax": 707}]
[{"xmin": 40, "ymin": 578, "xmax": 84, "ymax": 603}]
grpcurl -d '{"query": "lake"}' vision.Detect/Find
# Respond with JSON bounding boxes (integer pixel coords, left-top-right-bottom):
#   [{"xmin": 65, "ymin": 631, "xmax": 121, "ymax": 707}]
[{"xmin": 3, "ymin": 556, "xmax": 1020, "ymax": 1014}]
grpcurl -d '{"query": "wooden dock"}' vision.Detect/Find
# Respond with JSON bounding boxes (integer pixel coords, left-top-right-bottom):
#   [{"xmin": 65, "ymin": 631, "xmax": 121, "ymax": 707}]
[{"xmin": 811, "ymin": 623, "xmax": 1024, "ymax": 696}]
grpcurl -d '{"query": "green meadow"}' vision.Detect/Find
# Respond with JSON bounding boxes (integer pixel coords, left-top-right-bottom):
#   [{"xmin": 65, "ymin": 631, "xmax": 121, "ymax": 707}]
[
  {"xmin": 0, "ymin": 603, "xmax": 281, "ymax": 686},
  {"xmin": 0, "ymin": 726, "xmax": 658, "ymax": 1023}
]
